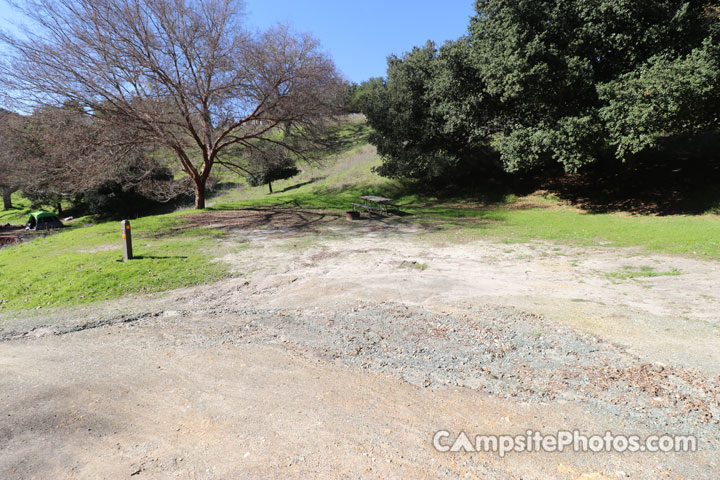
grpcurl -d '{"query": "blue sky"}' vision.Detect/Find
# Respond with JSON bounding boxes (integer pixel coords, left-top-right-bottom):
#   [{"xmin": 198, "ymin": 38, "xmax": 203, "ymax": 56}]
[
  {"xmin": 245, "ymin": 0, "xmax": 474, "ymax": 82},
  {"xmin": 0, "ymin": 0, "xmax": 475, "ymax": 83}
]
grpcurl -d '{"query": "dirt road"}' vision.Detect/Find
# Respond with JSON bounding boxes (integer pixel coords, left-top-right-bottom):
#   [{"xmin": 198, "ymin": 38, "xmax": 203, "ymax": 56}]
[{"xmin": 1, "ymin": 213, "xmax": 719, "ymax": 478}]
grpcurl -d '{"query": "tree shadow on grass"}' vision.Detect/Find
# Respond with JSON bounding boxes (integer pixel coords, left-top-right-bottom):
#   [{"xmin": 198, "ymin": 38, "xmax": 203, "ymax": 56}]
[
  {"xmin": 0, "ymin": 206, "xmax": 27, "ymax": 224},
  {"xmin": 323, "ymin": 122, "xmax": 371, "ymax": 154},
  {"xmin": 276, "ymin": 176, "xmax": 327, "ymax": 193},
  {"xmin": 116, "ymin": 255, "xmax": 188, "ymax": 262}
]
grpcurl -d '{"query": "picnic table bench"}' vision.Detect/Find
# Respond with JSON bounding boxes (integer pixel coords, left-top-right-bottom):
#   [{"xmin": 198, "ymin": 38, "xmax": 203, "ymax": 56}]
[{"xmin": 352, "ymin": 196, "xmax": 399, "ymax": 216}]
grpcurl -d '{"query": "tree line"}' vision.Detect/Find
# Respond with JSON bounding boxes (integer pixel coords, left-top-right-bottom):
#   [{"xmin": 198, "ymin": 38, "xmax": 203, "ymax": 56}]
[{"xmin": 352, "ymin": 0, "xmax": 720, "ymax": 186}]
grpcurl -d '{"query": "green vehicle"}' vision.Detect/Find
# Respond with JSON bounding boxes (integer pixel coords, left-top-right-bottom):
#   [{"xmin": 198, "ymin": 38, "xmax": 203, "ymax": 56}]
[{"xmin": 25, "ymin": 211, "xmax": 64, "ymax": 231}]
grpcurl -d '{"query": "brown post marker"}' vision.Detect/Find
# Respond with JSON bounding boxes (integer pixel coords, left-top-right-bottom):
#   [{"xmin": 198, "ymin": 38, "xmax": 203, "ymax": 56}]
[{"xmin": 121, "ymin": 219, "xmax": 133, "ymax": 261}]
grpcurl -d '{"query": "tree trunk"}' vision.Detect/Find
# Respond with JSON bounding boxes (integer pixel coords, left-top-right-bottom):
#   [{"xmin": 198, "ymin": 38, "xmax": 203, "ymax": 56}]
[
  {"xmin": 57, "ymin": 203, "xmax": 63, "ymax": 216},
  {"xmin": 194, "ymin": 178, "xmax": 207, "ymax": 209},
  {"xmin": 2, "ymin": 187, "xmax": 12, "ymax": 210},
  {"xmin": 268, "ymin": 181, "xmax": 273, "ymax": 194}
]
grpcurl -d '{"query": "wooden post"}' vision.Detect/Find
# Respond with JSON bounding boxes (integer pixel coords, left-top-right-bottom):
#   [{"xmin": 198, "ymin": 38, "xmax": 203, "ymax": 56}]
[{"xmin": 121, "ymin": 219, "xmax": 133, "ymax": 262}]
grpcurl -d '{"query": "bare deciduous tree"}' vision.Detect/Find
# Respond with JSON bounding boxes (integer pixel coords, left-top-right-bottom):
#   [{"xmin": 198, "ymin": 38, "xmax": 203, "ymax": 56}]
[
  {"xmin": 0, "ymin": 0, "xmax": 345, "ymax": 208},
  {"xmin": 8, "ymin": 103, "xmax": 184, "ymax": 214}
]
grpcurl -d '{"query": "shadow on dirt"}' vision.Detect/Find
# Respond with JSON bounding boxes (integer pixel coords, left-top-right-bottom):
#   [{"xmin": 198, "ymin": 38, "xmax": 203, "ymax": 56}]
[{"xmin": 181, "ymin": 208, "xmax": 345, "ymax": 234}]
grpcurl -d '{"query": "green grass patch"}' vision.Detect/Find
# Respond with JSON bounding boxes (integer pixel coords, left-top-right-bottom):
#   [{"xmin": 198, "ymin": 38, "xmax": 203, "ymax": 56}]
[
  {"xmin": 0, "ymin": 192, "xmax": 34, "ymax": 225},
  {"xmin": 605, "ymin": 265, "xmax": 682, "ymax": 281},
  {"xmin": 399, "ymin": 260, "xmax": 428, "ymax": 271},
  {"xmin": 0, "ymin": 213, "xmax": 231, "ymax": 311},
  {"xmin": 413, "ymin": 201, "xmax": 720, "ymax": 259},
  {"xmin": 472, "ymin": 208, "xmax": 720, "ymax": 259}
]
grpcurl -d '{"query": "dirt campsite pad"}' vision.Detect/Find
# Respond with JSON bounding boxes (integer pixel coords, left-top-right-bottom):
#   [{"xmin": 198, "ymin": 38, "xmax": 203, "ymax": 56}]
[{"xmin": 1, "ymin": 212, "xmax": 719, "ymax": 478}]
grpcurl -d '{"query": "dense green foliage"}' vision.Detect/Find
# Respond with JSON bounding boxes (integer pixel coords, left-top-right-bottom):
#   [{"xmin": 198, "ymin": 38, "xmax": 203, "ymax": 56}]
[
  {"xmin": 347, "ymin": 78, "xmax": 384, "ymax": 113},
  {"xmin": 361, "ymin": 40, "xmax": 494, "ymax": 181},
  {"xmin": 362, "ymin": 0, "xmax": 720, "ymax": 180},
  {"xmin": 599, "ymin": 38, "xmax": 720, "ymax": 158}
]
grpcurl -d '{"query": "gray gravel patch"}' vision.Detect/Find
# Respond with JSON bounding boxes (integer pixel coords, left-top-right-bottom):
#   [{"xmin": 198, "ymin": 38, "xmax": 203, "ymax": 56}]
[{"xmin": 76, "ymin": 302, "xmax": 720, "ymax": 452}]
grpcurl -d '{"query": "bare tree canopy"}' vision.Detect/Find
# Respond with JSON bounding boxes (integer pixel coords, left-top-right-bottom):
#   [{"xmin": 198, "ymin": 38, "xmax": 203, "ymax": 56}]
[
  {"xmin": 0, "ymin": 0, "xmax": 346, "ymax": 208},
  {"xmin": 5, "ymin": 104, "xmax": 185, "ymax": 215}
]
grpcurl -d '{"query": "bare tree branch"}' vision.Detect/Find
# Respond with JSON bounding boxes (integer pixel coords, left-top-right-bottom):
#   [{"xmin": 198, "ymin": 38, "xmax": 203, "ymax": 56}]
[{"xmin": 0, "ymin": 0, "xmax": 346, "ymax": 208}]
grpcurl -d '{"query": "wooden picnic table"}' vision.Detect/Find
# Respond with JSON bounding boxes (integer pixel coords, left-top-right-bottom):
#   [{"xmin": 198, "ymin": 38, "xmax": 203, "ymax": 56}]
[{"xmin": 353, "ymin": 196, "xmax": 396, "ymax": 216}]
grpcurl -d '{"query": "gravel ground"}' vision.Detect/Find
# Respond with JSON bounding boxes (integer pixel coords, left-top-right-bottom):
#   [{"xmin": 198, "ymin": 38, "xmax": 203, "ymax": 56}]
[
  {"xmin": 21, "ymin": 300, "xmax": 717, "ymax": 448},
  {"xmin": 2, "ymin": 218, "xmax": 720, "ymax": 478},
  {"xmin": 4, "ymin": 302, "xmax": 719, "ymax": 478},
  {"xmin": 112, "ymin": 303, "xmax": 720, "ymax": 441}
]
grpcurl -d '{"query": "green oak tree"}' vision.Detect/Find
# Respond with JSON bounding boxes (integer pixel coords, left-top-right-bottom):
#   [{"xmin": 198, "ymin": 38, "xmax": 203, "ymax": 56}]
[
  {"xmin": 363, "ymin": 0, "xmax": 720, "ymax": 181},
  {"xmin": 363, "ymin": 39, "xmax": 494, "ymax": 181},
  {"xmin": 472, "ymin": 0, "xmax": 718, "ymax": 171}
]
